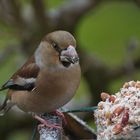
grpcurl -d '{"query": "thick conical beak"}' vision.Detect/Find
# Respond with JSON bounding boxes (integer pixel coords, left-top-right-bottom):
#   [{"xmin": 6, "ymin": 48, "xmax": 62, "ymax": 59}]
[{"xmin": 60, "ymin": 45, "xmax": 79, "ymax": 64}]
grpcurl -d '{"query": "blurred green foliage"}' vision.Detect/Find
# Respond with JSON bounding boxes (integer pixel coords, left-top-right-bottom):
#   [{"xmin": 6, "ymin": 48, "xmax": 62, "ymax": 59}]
[
  {"xmin": 77, "ymin": 1, "xmax": 140, "ymax": 92},
  {"xmin": 47, "ymin": 0, "xmax": 65, "ymax": 8},
  {"xmin": 0, "ymin": 1, "xmax": 140, "ymax": 139},
  {"xmin": 0, "ymin": 1, "xmax": 140, "ymax": 90},
  {"xmin": 0, "ymin": 0, "xmax": 140, "ymax": 103},
  {"xmin": 7, "ymin": 130, "xmax": 30, "ymax": 140},
  {"xmin": 0, "ymin": 0, "xmax": 140, "ymax": 104},
  {"xmin": 77, "ymin": 1, "xmax": 140, "ymax": 66}
]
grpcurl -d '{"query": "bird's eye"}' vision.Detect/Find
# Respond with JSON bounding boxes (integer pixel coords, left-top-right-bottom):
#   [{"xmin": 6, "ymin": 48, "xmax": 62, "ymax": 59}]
[
  {"xmin": 52, "ymin": 42, "xmax": 61, "ymax": 53},
  {"xmin": 52, "ymin": 43, "xmax": 58, "ymax": 49}
]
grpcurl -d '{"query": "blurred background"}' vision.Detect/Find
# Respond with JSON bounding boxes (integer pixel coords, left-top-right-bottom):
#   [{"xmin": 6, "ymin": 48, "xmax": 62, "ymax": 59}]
[{"xmin": 0, "ymin": 0, "xmax": 140, "ymax": 139}]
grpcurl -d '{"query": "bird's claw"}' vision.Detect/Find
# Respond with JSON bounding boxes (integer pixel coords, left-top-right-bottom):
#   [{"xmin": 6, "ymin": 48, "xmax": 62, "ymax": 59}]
[
  {"xmin": 33, "ymin": 114, "xmax": 62, "ymax": 130},
  {"xmin": 55, "ymin": 110, "xmax": 67, "ymax": 125},
  {"xmin": 38, "ymin": 122, "xmax": 61, "ymax": 130}
]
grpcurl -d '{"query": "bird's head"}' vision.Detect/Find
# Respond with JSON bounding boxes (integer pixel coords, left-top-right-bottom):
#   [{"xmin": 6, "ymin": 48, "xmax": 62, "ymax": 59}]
[{"xmin": 35, "ymin": 31, "xmax": 79, "ymax": 68}]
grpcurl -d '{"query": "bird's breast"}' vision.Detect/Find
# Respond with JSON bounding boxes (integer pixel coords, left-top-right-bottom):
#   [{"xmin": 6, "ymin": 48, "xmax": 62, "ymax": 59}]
[
  {"xmin": 35, "ymin": 65, "xmax": 80, "ymax": 111},
  {"xmin": 11, "ymin": 65, "xmax": 81, "ymax": 113}
]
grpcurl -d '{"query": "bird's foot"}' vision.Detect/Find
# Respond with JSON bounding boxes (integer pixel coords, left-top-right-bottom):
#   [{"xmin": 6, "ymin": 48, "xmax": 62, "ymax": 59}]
[
  {"xmin": 53, "ymin": 110, "xmax": 67, "ymax": 125},
  {"xmin": 33, "ymin": 114, "xmax": 61, "ymax": 130}
]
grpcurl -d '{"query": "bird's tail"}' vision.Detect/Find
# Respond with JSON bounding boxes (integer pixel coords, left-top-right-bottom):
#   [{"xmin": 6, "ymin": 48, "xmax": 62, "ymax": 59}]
[{"xmin": 0, "ymin": 96, "xmax": 14, "ymax": 116}]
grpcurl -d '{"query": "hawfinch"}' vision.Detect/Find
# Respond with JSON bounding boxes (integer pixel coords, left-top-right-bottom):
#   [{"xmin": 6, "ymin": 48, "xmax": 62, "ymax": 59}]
[{"xmin": 0, "ymin": 31, "xmax": 81, "ymax": 128}]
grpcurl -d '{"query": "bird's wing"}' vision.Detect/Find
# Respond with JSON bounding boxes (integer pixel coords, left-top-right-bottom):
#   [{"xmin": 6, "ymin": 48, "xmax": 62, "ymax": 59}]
[{"xmin": 0, "ymin": 56, "xmax": 40, "ymax": 91}]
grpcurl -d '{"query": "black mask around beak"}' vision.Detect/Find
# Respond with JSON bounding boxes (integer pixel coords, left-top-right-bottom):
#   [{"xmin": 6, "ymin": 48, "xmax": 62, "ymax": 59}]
[{"xmin": 60, "ymin": 45, "xmax": 79, "ymax": 66}]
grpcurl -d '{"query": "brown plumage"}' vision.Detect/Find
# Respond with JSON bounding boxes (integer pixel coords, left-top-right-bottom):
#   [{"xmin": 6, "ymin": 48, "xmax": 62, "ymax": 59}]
[{"xmin": 0, "ymin": 31, "xmax": 81, "ymax": 118}]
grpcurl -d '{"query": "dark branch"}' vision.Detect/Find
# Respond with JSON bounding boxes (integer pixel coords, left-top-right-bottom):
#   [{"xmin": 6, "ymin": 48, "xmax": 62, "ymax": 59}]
[
  {"xmin": 49, "ymin": 0, "xmax": 100, "ymax": 31},
  {"xmin": 108, "ymin": 56, "xmax": 140, "ymax": 80},
  {"xmin": 64, "ymin": 113, "xmax": 96, "ymax": 139},
  {"xmin": 134, "ymin": 0, "xmax": 140, "ymax": 7},
  {"xmin": 0, "ymin": 0, "xmax": 14, "ymax": 25},
  {"xmin": 79, "ymin": 42, "xmax": 140, "ymax": 105},
  {"xmin": 8, "ymin": 0, "xmax": 24, "ymax": 27},
  {"xmin": 31, "ymin": 0, "xmax": 49, "ymax": 30},
  {"xmin": 0, "ymin": 0, "xmax": 24, "ymax": 27},
  {"xmin": 79, "ymin": 48, "xmax": 109, "ymax": 105}
]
